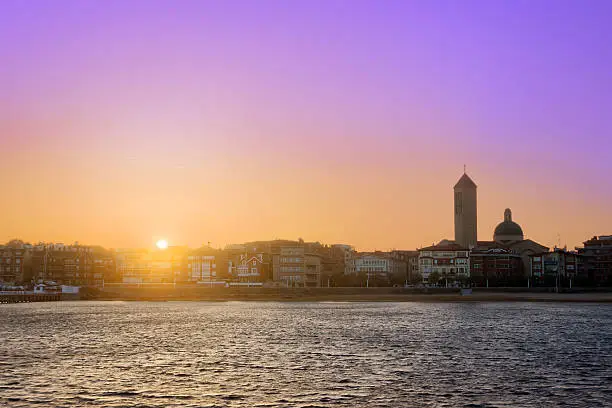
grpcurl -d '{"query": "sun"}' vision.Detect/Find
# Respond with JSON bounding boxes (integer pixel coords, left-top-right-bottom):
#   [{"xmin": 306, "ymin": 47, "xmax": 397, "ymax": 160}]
[{"xmin": 156, "ymin": 239, "xmax": 168, "ymax": 250}]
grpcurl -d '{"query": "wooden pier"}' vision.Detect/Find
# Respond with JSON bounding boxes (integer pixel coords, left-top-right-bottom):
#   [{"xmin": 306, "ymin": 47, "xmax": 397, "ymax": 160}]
[{"xmin": 0, "ymin": 292, "xmax": 62, "ymax": 304}]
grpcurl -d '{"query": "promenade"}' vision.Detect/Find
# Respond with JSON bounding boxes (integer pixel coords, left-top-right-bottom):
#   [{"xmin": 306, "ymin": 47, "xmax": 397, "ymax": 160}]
[{"xmin": 87, "ymin": 286, "xmax": 612, "ymax": 303}]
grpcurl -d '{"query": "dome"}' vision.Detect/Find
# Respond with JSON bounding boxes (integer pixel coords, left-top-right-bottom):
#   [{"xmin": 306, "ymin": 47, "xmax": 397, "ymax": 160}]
[
  {"xmin": 493, "ymin": 209, "xmax": 524, "ymax": 243},
  {"xmin": 494, "ymin": 221, "xmax": 524, "ymax": 237}
]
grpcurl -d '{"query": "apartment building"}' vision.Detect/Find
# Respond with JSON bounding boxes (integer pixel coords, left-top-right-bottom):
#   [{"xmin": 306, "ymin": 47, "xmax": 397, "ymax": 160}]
[
  {"xmin": 470, "ymin": 247, "xmax": 523, "ymax": 286},
  {"xmin": 578, "ymin": 235, "xmax": 612, "ymax": 285},
  {"xmin": 418, "ymin": 241, "xmax": 470, "ymax": 284},
  {"xmin": 187, "ymin": 246, "xmax": 227, "ymax": 284},
  {"xmin": 29, "ymin": 243, "xmax": 111, "ymax": 286},
  {"xmin": 530, "ymin": 248, "xmax": 585, "ymax": 286},
  {"xmin": 0, "ymin": 241, "xmax": 30, "ymax": 284},
  {"xmin": 273, "ymin": 246, "xmax": 321, "ymax": 287},
  {"xmin": 344, "ymin": 251, "xmax": 407, "ymax": 285}
]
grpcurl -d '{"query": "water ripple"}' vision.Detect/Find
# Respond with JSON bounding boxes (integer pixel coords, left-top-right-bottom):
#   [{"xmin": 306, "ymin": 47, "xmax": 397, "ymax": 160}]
[{"xmin": 0, "ymin": 301, "xmax": 611, "ymax": 407}]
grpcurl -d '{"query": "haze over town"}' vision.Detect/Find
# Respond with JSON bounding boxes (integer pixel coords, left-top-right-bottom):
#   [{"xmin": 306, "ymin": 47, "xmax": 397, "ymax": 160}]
[{"xmin": 1, "ymin": 1, "xmax": 611, "ymax": 251}]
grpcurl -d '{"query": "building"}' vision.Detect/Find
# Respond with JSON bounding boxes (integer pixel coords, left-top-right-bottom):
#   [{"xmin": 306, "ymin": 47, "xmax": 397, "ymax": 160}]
[
  {"xmin": 187, "ymin": 246, "xmax": 227, "ymax": 284},
  {"xmin": 116, "ymin": 246, "xmax": 188, "ymax": 284},
  {"xmin": 389, "ymin": 250, "xmax": 419, "ymax": 285},
  {"xmin": 354, "ymin": 253, "xmax": 392, "ymax": 282},
  {"xmin": 91, "ymin": 248, "xmax": 116, "ymax": 286},
  {"xmin": 233, "ymin": 253, "xmax": 267, "ymax": 285},
  {"xmin": 152, "ymin": 246, "xmax": 189, "ymax": 283},
  {"xmin": 0, "ymin": 241, "xmax": 29, "ymax": 284},
  {"xmin": 454, "ymin": 172, "xmax": 478, "ymax": 248},
  {"xmin": 62, "ymin": 248, "xmax": 103, "ymax": 287},
  {"xmin": 311, "ymin": 244, "xmax": 349, "ymax": 287},
  {"xmin": 225, "ymin": 244, "xmax": 271, "ymax": 285},
  {"xmin": 344, "ymin": 251, "xmax": 408, "ymax": 286},
  {"xmin": 390, "ymin": 250, "xmax": 417, "ymax": 284},
  {"xmin": 344, "ymin": 248, "xmax": 356, "ymax": 276},
  {"xmin": 578, "ymin": 236, "xmax": 612, "ymax": 285},
  {"xmin": 115, "ymin": 249, "xmax": 151, "ymax": 284},
  {"xmin": 389, "ymin": 251, "xmax": 408, "ymax": 279},
  {"xmin": 476, "ymin": 208, "xmax": 549, "ymax": 277},
  {"xmin": 449, "ymin": 172, "xmax": 547, "ymax": 285},
  {"xmin": 470, "ymin": 247, "xmax": 523, "ymax": 286},
  {"xmin": 272, "ymin": 245, "xmax": 322, "ymax": 287},
  {"xmin": 529, "ymin": 248, "xmax": 585, "ymax": 287},
  {"xmin": 305, "ymin": 254, "xmax": 322, "ymax": 288},
  {"xmin": 418, "ymin": 241, "xmax": 470, "ymax": 284},
  {"xmin": 30, "ymin": 244, "xmax": 64, "ymax": 284},
  {"xmin": 494, "ymin": 209, "xmax": 524, "ymax": 243},
  {"xmin": 407, "ymin": 251, "xmax": 420, "ymax": 283},
  {"xmin": 242, "ymin": 239, "xmax": 326, "ymax": 287},
  {"xmin": 30, "ymin": 243, "xmax": 110, "ymax": 287},
  {"xmin": 245, "ymin": 239, "xmax": 302, "ymax": 255}
]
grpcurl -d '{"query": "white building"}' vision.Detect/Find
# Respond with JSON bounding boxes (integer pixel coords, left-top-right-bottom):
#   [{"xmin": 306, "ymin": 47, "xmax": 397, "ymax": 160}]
[
  {"xmin": 188, "ymin": 254, "xmax": 218, "ymax": 282},
  {"xmin": 345, "ymin": 251, "xmax": 395, "ymax": 281},
  {"xmin": 418, "ymin": 241, "xmax": 470, "ymax": 284}
]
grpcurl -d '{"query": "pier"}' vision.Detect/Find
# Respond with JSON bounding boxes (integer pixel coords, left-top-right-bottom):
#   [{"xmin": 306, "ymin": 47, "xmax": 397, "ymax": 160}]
[{"xmin": 0, "ymin": 292, "xmax": 62, "ymax": 304}]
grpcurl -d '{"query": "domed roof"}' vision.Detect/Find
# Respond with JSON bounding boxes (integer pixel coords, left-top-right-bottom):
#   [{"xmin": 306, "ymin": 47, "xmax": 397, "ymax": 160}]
[
  {"xmin": 493, "ymin": 209, "xmax": 524, "ymax": 241},
  {"xmin": 494, "ymin": 221, "xmax": 524, "ymax": 237}
]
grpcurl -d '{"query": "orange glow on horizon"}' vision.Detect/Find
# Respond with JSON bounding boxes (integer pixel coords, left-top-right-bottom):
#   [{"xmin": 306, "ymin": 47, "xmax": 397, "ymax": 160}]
[{"xmin": 0, "ymin": 151, "xmax": 608, "ymax": 252}]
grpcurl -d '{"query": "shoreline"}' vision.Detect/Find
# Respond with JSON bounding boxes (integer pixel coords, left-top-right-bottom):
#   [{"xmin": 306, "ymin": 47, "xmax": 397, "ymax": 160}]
[
  {"xmin": 87, "ymin": 288, "xmax": 612, "ymax": 303},
  {"xmin": 98, "ymin": 296, "xmax": 612, "ymax": 303},
  {"xmin": 5, "ymin": 288, "xmax": 612, "ymax": 304}
]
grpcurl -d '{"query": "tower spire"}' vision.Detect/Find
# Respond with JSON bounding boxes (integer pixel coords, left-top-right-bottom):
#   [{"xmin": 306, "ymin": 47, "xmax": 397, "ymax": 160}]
[{"xmin": 463, "ymin": 164, "xmax": 466, "ymax": 174}]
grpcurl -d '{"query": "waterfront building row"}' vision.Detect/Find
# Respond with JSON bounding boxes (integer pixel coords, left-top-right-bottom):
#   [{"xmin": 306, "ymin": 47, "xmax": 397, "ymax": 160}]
[
  {"xmin": 418, "ymin": 237, "xmax": 611, "ymax": 287},
  {"xmin": 0, "ymin": 241, "xmax": 114, "ymax": 287},
  {"xmin": 2, "ymin": 234, "xmax": 611, "ymax": 288}
]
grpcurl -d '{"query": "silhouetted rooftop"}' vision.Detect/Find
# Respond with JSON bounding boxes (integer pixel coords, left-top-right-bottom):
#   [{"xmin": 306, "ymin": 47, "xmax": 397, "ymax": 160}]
[
  {"xmin": 494, "ymin": 221, "xmax": 524, "ymax": 238},
  {"xmin": 454, "ymin": 173, "xmax": 477, "ymax": 189},
  {"xmin": 420, "ymin": 242, "xmax": 468, "ymax": 252}
]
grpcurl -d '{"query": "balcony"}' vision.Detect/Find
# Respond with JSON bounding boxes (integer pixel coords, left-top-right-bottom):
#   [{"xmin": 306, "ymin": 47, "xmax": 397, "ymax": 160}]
[{"xmin": 237, "ymin": 272, "xmax": 260, "ymax": 277}]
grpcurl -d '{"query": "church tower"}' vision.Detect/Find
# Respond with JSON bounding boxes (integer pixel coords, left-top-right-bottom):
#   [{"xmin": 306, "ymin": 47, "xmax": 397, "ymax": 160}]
[{"xmin": 454, "ymin": 171, "xmax": 477, "ymax": 248}]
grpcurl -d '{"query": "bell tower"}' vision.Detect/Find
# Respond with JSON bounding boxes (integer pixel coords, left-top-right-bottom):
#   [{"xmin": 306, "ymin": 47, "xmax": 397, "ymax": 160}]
[{"xmin": 454, "ymin": 170, "xmax": 478, "ymax": 248}]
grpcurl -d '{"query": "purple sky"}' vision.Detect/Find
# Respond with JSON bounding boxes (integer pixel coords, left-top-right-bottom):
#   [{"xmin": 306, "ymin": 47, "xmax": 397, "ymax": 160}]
[{"xmin": 1, "ymin": 0, "xmax": 611, "ymax": 249}]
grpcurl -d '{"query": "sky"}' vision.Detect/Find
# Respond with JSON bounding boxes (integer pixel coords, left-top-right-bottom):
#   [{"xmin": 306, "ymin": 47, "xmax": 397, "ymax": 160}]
[{"xmin": 1, "ymin": 0, "xmax": 611, "ymax": 251}]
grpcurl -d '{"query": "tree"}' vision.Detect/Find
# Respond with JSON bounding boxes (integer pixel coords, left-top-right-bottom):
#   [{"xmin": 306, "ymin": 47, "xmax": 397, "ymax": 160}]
[
  {"xmin": 7, "ymin": 239, "xmax": 25, "ymax": 248},
  {"xmin": 409, "ymin": 272, "xmax": 423, "ymax": 285},
  {"xmin": 390, "ymin": 271, "xmax": 407, "ymax": 286},
  {"xmin": 428, "ymin": 272, "xmax": 441, "ymax": 286},
  {"xmin": 333, "ymin": 272, "xmax": 365, "ymax": 287},
  {"xmin": 456, "ymin": 275, "xmax": 471, "ymax": 288}
]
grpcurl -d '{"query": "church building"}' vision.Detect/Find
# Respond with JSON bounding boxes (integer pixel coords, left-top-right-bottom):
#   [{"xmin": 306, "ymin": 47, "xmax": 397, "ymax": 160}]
[
  {"xmin": 452, "ymin": 170, "xmax": 548, "ymax": 281},
  {"xmin": 419, "ymin": 171, "xmax": 548, "ymax": 285},
  {"xmin": 472, "ymin": 208, "xmax": 548, "ymax": 285}
]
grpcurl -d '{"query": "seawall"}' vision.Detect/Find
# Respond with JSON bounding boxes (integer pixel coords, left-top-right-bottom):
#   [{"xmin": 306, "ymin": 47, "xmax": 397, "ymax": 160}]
[{"xmin": 85, "ymin": 285, "xmax": 612, "ymax": 303}]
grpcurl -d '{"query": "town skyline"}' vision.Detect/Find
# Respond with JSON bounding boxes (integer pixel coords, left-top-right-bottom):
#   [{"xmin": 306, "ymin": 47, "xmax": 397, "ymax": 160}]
[
  {"xmin": 2, "ymin": 1, "xmax": 611, "ymax": 252},
  {"xmin": 2, "ymin": 2, "xmax": 611, "ymax": 407},
  {"xmin": 0, "ymin": 169, "xmax": 607, "ymax": 252}
]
